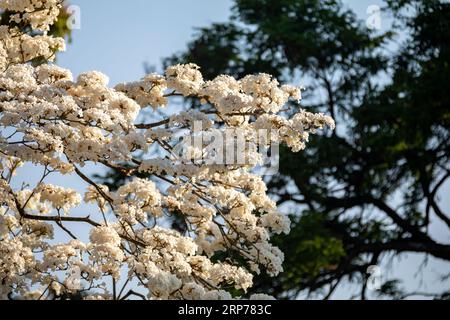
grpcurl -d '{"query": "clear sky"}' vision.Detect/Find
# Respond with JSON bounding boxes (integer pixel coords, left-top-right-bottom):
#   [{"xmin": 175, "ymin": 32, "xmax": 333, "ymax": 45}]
[
  {"xmin": 13, "ymin": 0, "xmax": 450, "ymax": 299},
  {"xmin": 58, "ymin": 0, "xmax": 234, "ymax": 84}
]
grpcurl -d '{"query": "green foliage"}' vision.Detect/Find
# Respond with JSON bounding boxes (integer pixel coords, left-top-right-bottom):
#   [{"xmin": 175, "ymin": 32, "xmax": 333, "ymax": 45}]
[
  {"xmin": 49, "ymin": 7, "xmax": 73, "ymax": 43},
  {"xmin": 250, "ymin": 212, "xmax": 345, "ymax": 298}
]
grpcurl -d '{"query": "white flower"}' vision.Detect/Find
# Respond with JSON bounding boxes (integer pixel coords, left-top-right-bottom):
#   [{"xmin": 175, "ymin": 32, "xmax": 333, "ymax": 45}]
[
  {"xmin": 166, "ymin": 63, "xmax": 204, "ymax": 96},
  {"xmin": 115, "ymin": 73, "xmax": 168, "ymax": 108}
]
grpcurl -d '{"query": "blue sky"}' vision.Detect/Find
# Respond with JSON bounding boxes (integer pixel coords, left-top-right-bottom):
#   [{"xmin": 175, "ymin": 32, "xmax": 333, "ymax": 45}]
[
  {"xmin": 13, "ymin": 0, "xmax": 450, "ymax": 299},
  {"xmin": 58, "ymin": 0, "xmax": 234, "ymax": 84}
]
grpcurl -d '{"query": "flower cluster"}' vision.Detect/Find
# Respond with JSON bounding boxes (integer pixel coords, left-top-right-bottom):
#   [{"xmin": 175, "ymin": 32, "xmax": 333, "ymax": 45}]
[
  {"xmin": 113, "ymin": 178, "xmax": 163, "ymax": 224},
  {"xmin": 0, "ymin": 0, "xmax": 62, "ymax": 31},
  {"xmin": 0, "ymin": 0, "xmax": 335, "ymax": 300},
  {"xmin": 0, "ymin": 0, "xmax": 65, "ymax": 71},
  {"xmin": 115, "ymin": 73, "xmax": 167, "ymax": 109}
]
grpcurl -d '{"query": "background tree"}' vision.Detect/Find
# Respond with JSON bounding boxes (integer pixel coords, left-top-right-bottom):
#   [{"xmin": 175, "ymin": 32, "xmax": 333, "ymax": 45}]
[{"xmin": 161, "ymin": 0, "xmax": 450, "ymax": 299}]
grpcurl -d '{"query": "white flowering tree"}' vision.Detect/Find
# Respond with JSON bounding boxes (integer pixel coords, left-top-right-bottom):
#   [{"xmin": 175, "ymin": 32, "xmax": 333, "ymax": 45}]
[{"xmin": 0, "ymin": 0, "xmax": 334, "ymax": 300}]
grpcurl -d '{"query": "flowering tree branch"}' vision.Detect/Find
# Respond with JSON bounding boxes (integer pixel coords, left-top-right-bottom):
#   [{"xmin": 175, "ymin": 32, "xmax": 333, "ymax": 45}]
[{"xmin": 0, "ymin": 0, "xmax": 334, "ymax": 300}]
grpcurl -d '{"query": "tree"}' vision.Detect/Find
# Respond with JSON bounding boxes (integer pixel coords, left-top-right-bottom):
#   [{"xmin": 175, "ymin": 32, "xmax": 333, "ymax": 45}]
[
  {"xmin": 164, "ymin": 0, "xmax": 450, "ymax": 299},
  {"xmin": 0, "ymin": 0, "xmax": 334, "ymax": 300}
]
